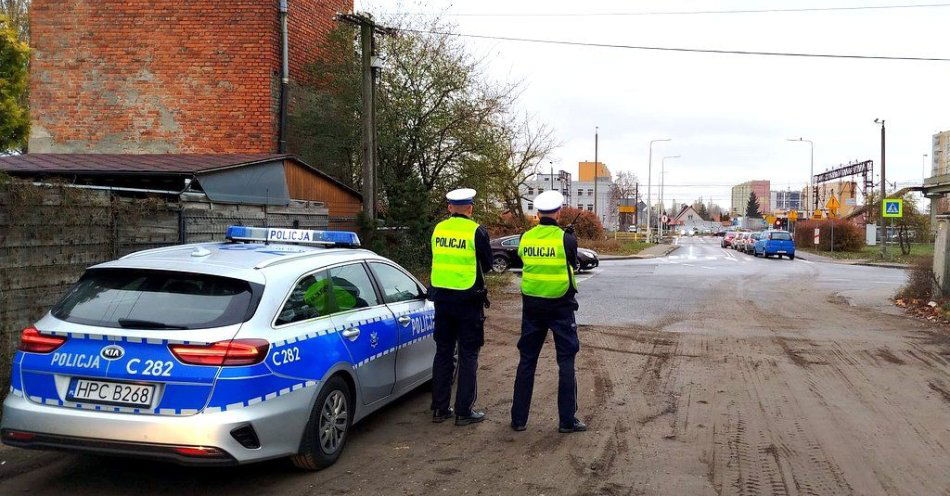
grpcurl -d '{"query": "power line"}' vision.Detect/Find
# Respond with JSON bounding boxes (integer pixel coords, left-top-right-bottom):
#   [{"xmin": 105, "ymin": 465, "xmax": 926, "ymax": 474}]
[
  {"xmin": 392, "ymin": 3, "xmax": 950, "ymax": 18},
  {"xmin": 397, "ymin": 28, "xmax": 950, "ymax": 62}
]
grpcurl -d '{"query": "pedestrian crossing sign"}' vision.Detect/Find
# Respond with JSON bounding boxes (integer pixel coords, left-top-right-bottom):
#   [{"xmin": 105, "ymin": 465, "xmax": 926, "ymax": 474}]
[{"xmin": 882, "ymin": 198, "xmax": 903, "ymax": 218}]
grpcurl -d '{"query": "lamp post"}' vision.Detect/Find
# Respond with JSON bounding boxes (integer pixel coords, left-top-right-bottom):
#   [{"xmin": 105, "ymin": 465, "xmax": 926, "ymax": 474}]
[
  {"xmin": 647, "ymin": 138, "xmax": 671, "ymax": 243},
  {"xmin": 660, "ymin": 155, "xmax": 680, "ymax": 239},
  {"xmin": 786, "ymin": 138, "xmax": 814, "ymax": 217}
]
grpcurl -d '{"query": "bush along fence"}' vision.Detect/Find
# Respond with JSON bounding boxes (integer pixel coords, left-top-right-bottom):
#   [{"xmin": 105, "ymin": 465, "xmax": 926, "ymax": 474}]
[
  {"xmin": 0, "ymin": 179, "xmax": 330, "ymax": 399},
  {"xmin": 793, "ymin": 219, "xmax": 865, "ymax": 252}
]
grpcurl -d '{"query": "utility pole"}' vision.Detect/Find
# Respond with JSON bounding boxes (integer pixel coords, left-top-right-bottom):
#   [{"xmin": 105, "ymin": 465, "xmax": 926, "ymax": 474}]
[
  {"xmin": 336, "ymin": 12, "xmax": 390, "ymax": 222},
  {"xmin": 646, "ymin": 138, "xmax": 671, "ymax": 243},
  {"xmin": 593, "ymin": 127, "xmax": 599, "ymax": 222},
  {"xmin": 875, "ymin": 118, "xmax": 886, "ymax": 256},
  {"xmin": 634, "ymin": 182, "xmax": 639, "ymax": 230}
]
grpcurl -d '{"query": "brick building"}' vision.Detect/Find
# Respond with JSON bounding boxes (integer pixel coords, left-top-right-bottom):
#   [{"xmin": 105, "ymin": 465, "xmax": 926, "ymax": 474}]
[{"xmin": 29, "ymin": 0, "xmax": 350, "ymax": 154}]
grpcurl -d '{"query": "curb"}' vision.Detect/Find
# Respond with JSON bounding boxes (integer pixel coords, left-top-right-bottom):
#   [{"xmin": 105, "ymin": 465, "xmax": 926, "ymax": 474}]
[
  {"xmin": 600, "ymin": 244, "xmax": 680, "ymax": 261},
  {"xmin": 854, "ymin": 262, "xmax": 912, "ymax": 270},
  {"xmin": 795, "ymin": 252, "xmax": 911, "ymax": 270}
]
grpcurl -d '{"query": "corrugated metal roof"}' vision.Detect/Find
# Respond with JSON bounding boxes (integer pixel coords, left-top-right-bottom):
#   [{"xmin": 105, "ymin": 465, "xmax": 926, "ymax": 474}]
[{"xmin": 0, "ymin": 153, "xmax": 290, "ymax": 174}]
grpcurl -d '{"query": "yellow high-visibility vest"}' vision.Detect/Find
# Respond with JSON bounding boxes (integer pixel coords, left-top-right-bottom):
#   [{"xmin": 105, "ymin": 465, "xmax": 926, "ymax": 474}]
[
  {"xmin": 519, "ymin": 224, "xmax": 575, "ymax": 298},
  {"xmin": 430, "ymin": 216, "xmax": 479, "ymax": 290}
]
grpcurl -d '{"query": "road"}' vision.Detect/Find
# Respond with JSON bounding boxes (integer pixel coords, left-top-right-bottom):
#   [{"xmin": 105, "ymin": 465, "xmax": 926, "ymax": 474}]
[{"xmin": 2, "ymin": 237, "xmax": 948, "ymax": 495}]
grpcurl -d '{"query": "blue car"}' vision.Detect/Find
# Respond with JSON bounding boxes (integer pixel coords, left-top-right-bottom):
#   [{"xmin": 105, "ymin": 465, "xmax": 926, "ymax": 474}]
[{"xmin": 754, "ymin": 230, "xmax": 796, "ymax": 259}]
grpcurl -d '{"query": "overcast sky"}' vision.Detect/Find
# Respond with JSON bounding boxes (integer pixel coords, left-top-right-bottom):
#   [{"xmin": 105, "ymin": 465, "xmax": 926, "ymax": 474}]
[{"xmin": 361, "ymin": 0, "xmax": 950, "ymax": 209}]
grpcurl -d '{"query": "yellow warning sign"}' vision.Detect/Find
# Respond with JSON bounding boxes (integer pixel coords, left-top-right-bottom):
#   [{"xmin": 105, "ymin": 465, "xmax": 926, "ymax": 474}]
[
  {"xmin": 788, "ymin": 210, "xmax": 799, "ymax": 222},
  {"xmin": 826, "ymin": 195, "xmax": 840, "ymax": 215}
]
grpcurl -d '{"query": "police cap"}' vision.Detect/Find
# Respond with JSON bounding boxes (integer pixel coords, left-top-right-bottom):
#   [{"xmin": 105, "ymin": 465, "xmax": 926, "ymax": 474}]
[{"xmin": 535, "ymin": 190, "xmax": 565, "ymax": 213}]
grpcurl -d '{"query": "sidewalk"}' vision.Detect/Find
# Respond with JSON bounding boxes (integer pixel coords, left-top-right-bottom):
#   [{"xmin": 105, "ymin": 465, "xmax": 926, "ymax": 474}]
[
  {"xmin": 795, "ymin": 250, "xmax": 911, "ymax": 269},
  {"xmin": 600, "ymin": 243, "xmax": 680, "ymax": 261}
]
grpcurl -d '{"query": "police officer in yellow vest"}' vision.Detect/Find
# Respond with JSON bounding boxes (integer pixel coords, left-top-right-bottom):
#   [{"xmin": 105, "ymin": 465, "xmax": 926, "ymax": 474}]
[
  {"xmin": 429, "ymin": 188, "xmax": 493, "ymax": 426},
  {"xmin": 511, "ymin": 190, "xmax": 587, "ymax": 433}
]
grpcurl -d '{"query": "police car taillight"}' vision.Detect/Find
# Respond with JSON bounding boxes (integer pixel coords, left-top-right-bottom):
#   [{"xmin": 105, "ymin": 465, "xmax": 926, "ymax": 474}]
[
  {"xmin": 169, "ymin": 339, "xmax": 269, "ymax": 366},
  {"xmin": 17, "ymin": 327, "xmax": 66, "ymax": 353}
]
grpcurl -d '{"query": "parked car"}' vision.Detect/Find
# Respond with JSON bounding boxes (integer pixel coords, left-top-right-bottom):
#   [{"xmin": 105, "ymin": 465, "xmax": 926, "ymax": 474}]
[
  {"xmin": 721, "ymin": 231, "xmax": 738, "ymax": 248},
  {"xmin": 490, "ymin": 235, "xmax": 598, "ymax": 272},
  {"xmin": 742, "ymin": 232, "xmax": 763, "ymax": 254},
  {"xmin": 732, "ymin": 232, "xmax": 747, "ymax": 250},
  {"xmin": 754, "ymin": 230, "xmax": 796, "ymax": 259},
  {"xmin": 1, "ymin": 226, "xmax": 435, "ymax": 470}
]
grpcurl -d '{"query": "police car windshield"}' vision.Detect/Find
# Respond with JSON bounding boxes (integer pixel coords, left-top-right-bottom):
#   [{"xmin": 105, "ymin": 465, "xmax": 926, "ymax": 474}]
[{"xmin": 52, "ymin": 268, "xmax": 260, "ymax": 330}]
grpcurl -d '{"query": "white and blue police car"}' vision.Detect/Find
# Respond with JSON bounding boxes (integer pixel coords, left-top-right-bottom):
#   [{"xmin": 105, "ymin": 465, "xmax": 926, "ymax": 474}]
[{"xmin": 1, "ymin": 226, "xmax": 435, "ymax": 470}]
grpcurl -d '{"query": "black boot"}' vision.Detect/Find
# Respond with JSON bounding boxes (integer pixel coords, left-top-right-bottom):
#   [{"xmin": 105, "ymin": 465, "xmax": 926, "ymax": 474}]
[
  {"xmin": 454, "ymin": 410, "xmax": 486, "ymax": 426},
  {"xmin": 558, "ymin": 418, "xmax": 588, "ymax": 433},
  {"xmin": 432, "ymin": 408, "xmax": 454, "ymax": 423}
]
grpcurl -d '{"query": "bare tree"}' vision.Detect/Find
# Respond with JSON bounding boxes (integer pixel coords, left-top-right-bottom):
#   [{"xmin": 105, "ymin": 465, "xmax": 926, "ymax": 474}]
[
  {"xmin": 1, "ymin": 0, "xmax": 29, "ymax": 42},
  {"xmin": 610, "ymin": 171, "xmax": 638, "ymax": 229}
]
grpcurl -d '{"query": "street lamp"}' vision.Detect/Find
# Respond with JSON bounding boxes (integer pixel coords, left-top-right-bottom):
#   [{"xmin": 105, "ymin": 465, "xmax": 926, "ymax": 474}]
[
  {"xmin": 660, "ymin": 155, "xmax": 680, "ymax": 239},
  {"xmin": 786, "ymin": 137, "xmax": 814, "ymax": 217},
  {"xmin": 647, "ymin": 138, "xmax": 671, "ymax": 243}
]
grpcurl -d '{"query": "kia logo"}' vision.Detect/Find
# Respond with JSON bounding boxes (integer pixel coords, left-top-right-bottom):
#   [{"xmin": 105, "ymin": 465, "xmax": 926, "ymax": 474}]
[{"xmin": 100, "ymin": 345, "xmax": 125, "ymax": 360}]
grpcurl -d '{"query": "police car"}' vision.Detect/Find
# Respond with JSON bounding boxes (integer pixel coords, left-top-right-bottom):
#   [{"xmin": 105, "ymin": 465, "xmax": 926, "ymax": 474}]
[{"xmin": 1, "ymin": 226, "xmax": 435, "ymax": 470}]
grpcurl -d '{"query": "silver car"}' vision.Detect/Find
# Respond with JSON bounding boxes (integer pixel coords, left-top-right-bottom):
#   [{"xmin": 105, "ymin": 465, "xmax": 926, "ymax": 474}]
[{"xmin": 1, "ymin": 226, "xmax": 436, "ymax": 470}]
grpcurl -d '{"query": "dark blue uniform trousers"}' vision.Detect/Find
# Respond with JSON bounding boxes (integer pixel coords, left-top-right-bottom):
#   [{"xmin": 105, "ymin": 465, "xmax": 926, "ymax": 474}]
[
  {"xmin": 431, "ymin": 300, "xmax": 484, "ymax": 416},
  {"xmin": 511, "ymin": 308, "xmax": 579, "ymax": 428}
]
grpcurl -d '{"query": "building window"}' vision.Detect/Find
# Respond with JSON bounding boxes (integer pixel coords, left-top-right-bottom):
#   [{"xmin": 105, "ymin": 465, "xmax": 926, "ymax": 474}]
[
  {"xmin": 587, "ymin": 204, "xmax": 594, "ymax": 211},
  {"xmin": 527, "ymin": 202, "xmax": 534, "ymax": 211},
  {"xmin": 576, "ymin": 189, "xmax": 583, "ymax": 196},
  {"xmin": 527, "ymin": 187, "xmax": 534, "ymax": 195},
  {"xmin": 538, "ymin": 188, "xmax": 544, "ymax": 193},
  {"xmin": 577, "ymin": 203, "xmax": 583, "ymax": 209},
  {"xmin": 587, "ymin": 189, "xmax": 594, "ymax": 196}
]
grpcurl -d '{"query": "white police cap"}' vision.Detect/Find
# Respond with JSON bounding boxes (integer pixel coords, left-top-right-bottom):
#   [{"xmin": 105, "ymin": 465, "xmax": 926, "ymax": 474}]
[
  {"xmin": 535, "ymin": 190, "xmax": 565, "ymax": 213},
  {"xmin": 446, "ymin": 188, "xmax": 476, "ymax": 205}
]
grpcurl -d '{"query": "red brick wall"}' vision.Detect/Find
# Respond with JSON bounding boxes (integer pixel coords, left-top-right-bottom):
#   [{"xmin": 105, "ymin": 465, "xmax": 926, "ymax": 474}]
[{"xmin": 29, "ymin": 0, "xmax": 351, "ymax": 154}]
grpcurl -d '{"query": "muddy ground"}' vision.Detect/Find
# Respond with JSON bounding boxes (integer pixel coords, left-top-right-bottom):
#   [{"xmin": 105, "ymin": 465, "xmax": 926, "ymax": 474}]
[{"xmin": 1, "ymin": 240, "xmax": 949, "ymax": 495}]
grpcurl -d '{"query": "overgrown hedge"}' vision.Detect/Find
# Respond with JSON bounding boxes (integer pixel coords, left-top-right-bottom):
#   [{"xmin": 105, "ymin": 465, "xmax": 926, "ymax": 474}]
[{"xmin": 793, "ymin": 219, "xmax": 865, "ymax": 252}]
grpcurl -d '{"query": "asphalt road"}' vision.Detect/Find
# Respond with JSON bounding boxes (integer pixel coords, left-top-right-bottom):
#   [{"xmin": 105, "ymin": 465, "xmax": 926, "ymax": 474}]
[{"xmin": 2, "ymin": 237, "xmax": 948, "ymax": 496}]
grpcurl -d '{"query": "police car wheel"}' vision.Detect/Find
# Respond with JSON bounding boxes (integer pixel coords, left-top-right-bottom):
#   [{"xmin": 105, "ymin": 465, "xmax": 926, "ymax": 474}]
[
  {"xmin": 291, "ymin": 376, "xmax": 352, "ymax": 470},
  {"xmin": 492, "ymin": 255, "xmax": 510, "ymax": 273}
]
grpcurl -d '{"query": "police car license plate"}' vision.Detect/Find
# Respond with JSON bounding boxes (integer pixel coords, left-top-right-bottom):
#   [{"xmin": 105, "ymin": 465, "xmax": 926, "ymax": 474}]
[
  {"xmin": 777, "ymin": 250, "xmax": 787, "ymax": 253},
  {"xmin": 66, "ymin": 378, "xmax": 156, "ymax": 408}
]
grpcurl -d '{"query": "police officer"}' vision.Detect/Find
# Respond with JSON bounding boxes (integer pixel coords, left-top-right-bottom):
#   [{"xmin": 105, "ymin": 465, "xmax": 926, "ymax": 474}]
[
  {"xmin": 510, "ymin": 190, "xmax": 587, "ymax": 433},
  {"xmin": 429, "ymin": 188, "xmax": 492, "ymax": 426}
]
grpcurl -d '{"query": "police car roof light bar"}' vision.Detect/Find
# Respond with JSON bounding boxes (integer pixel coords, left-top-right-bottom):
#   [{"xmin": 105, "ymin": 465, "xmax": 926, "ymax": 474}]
[{"xmin": 225, "ymin": 226, "xmax": 361, "ymax": 248}]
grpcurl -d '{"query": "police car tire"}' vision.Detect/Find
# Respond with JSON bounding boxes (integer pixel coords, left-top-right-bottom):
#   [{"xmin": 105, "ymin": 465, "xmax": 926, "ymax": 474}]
[{"xmin": 291, "ymin": 375, "xmax": 353, "ymax": 471}]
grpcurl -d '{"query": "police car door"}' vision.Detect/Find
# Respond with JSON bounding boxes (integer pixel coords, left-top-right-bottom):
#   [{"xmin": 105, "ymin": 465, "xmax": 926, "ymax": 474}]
[
  {"xmin": 327, "ymin": 262, "xmax": 397, "ymax": 405},
  {"xmin": 367, "ymin": 261, "xmax": 435, "ymax": 392}
]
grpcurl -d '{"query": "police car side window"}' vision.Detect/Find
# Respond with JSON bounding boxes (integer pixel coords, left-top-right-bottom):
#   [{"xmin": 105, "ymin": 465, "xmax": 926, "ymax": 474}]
[
  {"xmin": 327, "ymin": 263, "xmax": 380, "ymax": 312},
  {"xmin": 370, "ymin": 262, "xmax": 423, "ymax": 304},
  {"xmin": 276, "ymin": 270, "xmax": 333, "ymax": 326}
]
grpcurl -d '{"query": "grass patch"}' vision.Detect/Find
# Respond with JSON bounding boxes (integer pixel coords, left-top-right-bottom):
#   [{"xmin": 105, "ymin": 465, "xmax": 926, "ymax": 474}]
[
  {"xmin": 580, "ymin": 239, "xmax": 654, "ymax": 256},
  {"xmin": 801, "ymin": 242, "xmax": 933, "ymax": 265}
]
